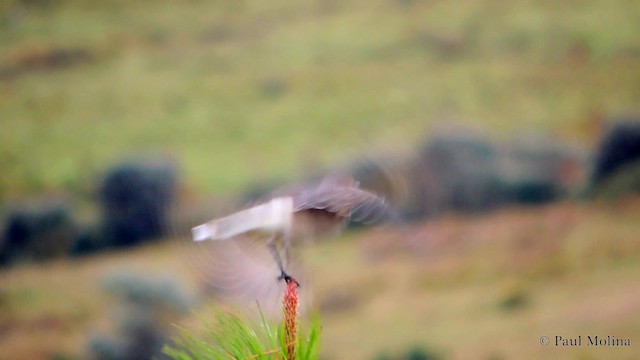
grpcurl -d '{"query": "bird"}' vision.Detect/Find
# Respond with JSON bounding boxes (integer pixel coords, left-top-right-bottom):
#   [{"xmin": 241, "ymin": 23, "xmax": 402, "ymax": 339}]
[{"xmin": 191, "ymin": 176, "xmax": 395, "ymax": 283}]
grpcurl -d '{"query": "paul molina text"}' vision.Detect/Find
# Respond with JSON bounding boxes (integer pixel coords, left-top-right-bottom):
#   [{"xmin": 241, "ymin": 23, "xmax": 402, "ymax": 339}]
[{"xmin": 555, "ymin": 336, "xmax": 631, "ymax": 347}]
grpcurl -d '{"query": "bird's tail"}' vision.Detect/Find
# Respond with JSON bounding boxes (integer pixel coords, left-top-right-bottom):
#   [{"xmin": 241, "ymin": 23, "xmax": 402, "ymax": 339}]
[{"xmin": 192, "ymin": 197, "xmax": 294, "ymax": 242}]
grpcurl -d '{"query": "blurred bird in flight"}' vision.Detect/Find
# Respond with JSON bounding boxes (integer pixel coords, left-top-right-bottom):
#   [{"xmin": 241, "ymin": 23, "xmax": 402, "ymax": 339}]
[{"xmin": 191, "ymin": 176, "xmax": 394, "ymax": 283}]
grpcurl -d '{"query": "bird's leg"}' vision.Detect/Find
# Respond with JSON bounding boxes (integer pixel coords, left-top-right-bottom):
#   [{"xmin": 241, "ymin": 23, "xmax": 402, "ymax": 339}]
[
  {"xmin": 283, "ymin": 228, "xmax": 292, "ymax": 269},
  {"xmin": 267, "ymin": 231, "xmax": 299, "ymax": 286},
  {"xmin": 280, "ymin": 230, "xmax": 300, "ymax": 287},
  {"xmin": 267, "ymin": 233, "xmax": 288, "ymax": 280}
]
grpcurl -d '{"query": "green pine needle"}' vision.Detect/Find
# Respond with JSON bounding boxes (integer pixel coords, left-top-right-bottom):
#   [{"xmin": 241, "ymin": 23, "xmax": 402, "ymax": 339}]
[{"xmin": 163, "ymin": 307, "xmax": 321, "ymax": 360}]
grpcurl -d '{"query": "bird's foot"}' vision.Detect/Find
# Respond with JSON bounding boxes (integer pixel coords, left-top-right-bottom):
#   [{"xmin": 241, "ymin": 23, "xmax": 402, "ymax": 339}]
[{"xmin": 278, "ymin": 270, "xmax": 300, "ymax": 288}]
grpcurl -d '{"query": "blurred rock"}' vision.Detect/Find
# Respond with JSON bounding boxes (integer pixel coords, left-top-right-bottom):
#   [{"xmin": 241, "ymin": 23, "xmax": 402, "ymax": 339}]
[
  {"xmin": 592, "ymin": 119, "xmax": 640, "ymax": 185},
  {"xmin": 497, "ymin": 135, "xmax": 588, "ymax": 204},
  {"xmin": 89, "ymin": 273, "xmax": 191, "ymax": 360},
  {"xmin": 342, "ymin": 127, "xmax": 588, "ymax": 221},
  {"xmin": 69, "ymin": 225, "xmax": 108, "ymax": 256},
  {"xmin": 0, "ymin": 201, "xmax": 77, "ymax": 266},
  {"xmin": 99, "ymin": 161, "xmax": 177, "ymax": 248},
  {"xmin": 409, "ymin": 129, "xmax": 503, "ymax": 218},
  {"xmin": 90, "ymin": 311, "xmax": 169, "ymax": 360},
  {"xmin": 591, "ymin": 162, "xmax": 640, "ymax": 200},
  {"xmin": 102, "ymin": 273, "xmax": 192, "ymax": 311}
]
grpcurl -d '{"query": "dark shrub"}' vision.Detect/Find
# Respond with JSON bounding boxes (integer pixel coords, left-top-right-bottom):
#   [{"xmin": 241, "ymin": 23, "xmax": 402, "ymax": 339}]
[
  {"xmin": 0, "ymin": 202, "xmax": 76, "ymax": 265},
  {"xmin": 497, "ymin": 135, "xmax": 587, "ymax": 204},
  {"xmin": 340, "ymin": 128, "xmax": 587, "ymax": 220},
  {"xmin": 99, "ymin": 161, "xmax": 176, "ymax": 247},
  {"xmin": 592, "ymin": 162, "xmax": 640, "ymax": 199},
  {"xmin": 102, "ymin": 273, "xmax": 192, "ymax": 310},
  {"xmin": 69, "ymin": 225, "xmax": 108, "ymax": 256},
  {"xmin": 592, "ymin": 119, "xmax": 640, "ymax": 184},
  {"xmin": 411, "ymin": 130, "xmax": 503, "ymax": 217},
  {"xmin": 90, "ymin": 310, "xmax": 169, "ymax": 360},
  {"xmin": 88, "ymin": 274, "xmax": 191, "ymax": 360}
]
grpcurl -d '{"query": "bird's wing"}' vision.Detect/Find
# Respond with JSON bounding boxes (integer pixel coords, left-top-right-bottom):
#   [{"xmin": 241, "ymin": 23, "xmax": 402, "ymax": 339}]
[
  {"xmin": 189, "ymin": 233, "xmax": 311, "ymax": 317},
  {"xmin": 192, "ymin": 197, "xmax": 293, "ymax": 242},
  {"xmin": 293, "ymin": 187, "xmax": 393, "ymax": 224}
]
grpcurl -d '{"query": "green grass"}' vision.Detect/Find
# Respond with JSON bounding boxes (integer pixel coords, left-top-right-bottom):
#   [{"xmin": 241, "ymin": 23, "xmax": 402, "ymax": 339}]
[
  {"xmin": 1, "ymin": 0, "xmax": 640, "ymax": 201},
  {"xmin": 164, "ymin": 308, "xmax": 321, "ymax": 360}
]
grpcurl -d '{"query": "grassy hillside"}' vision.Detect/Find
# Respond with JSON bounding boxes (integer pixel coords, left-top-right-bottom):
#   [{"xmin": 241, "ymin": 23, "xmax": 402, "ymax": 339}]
[
  {"xmin": 1, "ymin": 199, "xmax": 639, "ymax": 359},
  {"xmin": 2, "ymin": 2, "xmax": 640, "ymax": 359},
  {"xmin": 2, "ymin": 0, "xmax": 640, "ymax": 200}
]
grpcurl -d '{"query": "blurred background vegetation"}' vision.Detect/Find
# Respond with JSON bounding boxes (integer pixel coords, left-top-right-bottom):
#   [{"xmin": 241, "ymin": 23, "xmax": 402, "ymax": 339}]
[{"xmin": 1, "ymin": 0, "xmax": 640, "ymax": 359}]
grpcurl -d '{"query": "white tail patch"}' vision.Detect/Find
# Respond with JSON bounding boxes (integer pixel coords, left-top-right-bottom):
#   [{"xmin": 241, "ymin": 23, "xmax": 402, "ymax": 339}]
[
  {"xmin": 191, "ymin": 197, "xmax": 294, "ymax": 242},
  {"xmin": 192, "ymin": 224, "xmax": 214, "ymax": 242}
]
